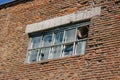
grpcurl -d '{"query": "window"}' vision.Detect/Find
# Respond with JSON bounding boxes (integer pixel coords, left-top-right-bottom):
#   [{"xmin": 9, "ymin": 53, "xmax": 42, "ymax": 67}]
[{"xmin": 26, "ymin": 21, "xmax": 89, "ymax": 63}]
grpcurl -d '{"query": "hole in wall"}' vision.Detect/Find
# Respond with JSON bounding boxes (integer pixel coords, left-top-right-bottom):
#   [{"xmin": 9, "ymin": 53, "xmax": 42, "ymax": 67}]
[
  {"xmin": 95, "ymin": 43, "xmax": 104, "ymax": 47},
  {"xmin": 77, "ymin": 25, "xmax": 89, "ymax": 39},
  {"xmin": 100, "ymin": 0, "xmax": 104, "ymax": 3},
  {"xmin": 101, "ymin": 6, "xmax": 107, "ymax": 9},
  {"xmin": 96, "ymin": 39, "xmax": 103, "ymax": 42},
  {"xmin": 115, "ymin": 0, "xmax": 120, "ymax": 5},
  {"xmin": 48, "ymin": 0, "xmax": 52, "ymax": 2},
  {"xmin": 100, "ymin": 52, "xmax": 106, "ymax": 56},
  {"xmin": 89, "ymin": 38, "xmax": 94, "ymax": 41},
  {"xmin": 96, "ymin": 57, "xmax": 103, "ymax": 64},
  {"xmin": 40, "ymin": 62, "xmax": 49, "ymax": 65},
  {"xmin": 104, "ymin": 24, "xmax": 112, "ymax": 28},
  {"xmin": 98, "ymin": 59, "xmax": 102, "ymax": 62},
  {"xmin": 89, "ymin": 45, "xmax": 95, "ymax": 48},
  {"xmin": 97, "ymin": 59, "xmax": 102, "ymax": 63}
]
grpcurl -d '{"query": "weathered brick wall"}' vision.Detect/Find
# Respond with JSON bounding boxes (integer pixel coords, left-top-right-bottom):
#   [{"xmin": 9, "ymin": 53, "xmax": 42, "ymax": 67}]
[{"xmin": 0, "ymin": 0, "xmax": 120, "ymax": 80}]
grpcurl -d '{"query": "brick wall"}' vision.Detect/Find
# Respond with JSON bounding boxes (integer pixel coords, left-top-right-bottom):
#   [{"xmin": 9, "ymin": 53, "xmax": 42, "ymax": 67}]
[{"xmin": 0, "ymin": 0, "xmax": 120, "ymax": 80}]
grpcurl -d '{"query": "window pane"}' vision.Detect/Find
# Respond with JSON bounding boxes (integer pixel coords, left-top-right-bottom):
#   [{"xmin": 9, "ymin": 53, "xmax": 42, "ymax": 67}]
[
  {"xmin": 28, "ymin": 50, "xmax": 38, "ymax": 63},
  {"xmin": 40, "ymin": 48, "xmax": 50, "ymax": 60},
  {"xmin": 50, "ymin": 46, "xmax": 61, "ymax": 59},
  {"xmin": 63, "ymin": 43, "xmax": 73, "ymax": 56},
  {"xmin": 76, "ymin": 41, "xmax": 86, "ymax": 55},
  {"xmin": 43, "ymin": 34, "xmax": 52, "ymax": 46},
  {"xmin": 31, "ymin": 36, "xmax": 41, "ymax": 48},
  {"xmin": 65, "ymin": 29, "xmax": 76, "ymax": 42},
  {"xmin": 54, "ymin": 32, "xmax": 63, "ymax": 44}
]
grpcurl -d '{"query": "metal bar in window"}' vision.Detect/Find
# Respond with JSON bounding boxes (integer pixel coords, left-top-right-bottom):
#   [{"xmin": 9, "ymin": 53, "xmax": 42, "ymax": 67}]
[
  {"xmin": 36, "ymin": 49, "xmax": 40, "ymax": 61},
  {"xmin": 29, "ymin": 37, "xmax": 33, "ymax": 49},
  {"xmin": 75, "ymin": 27, "xmax": 77, "ymax": 41},
  {"xmin": 41, "ymin": 35, "xmax": 43, "ymax": 48},
  {"xmin": 61, "ymin": 44, "xmax": 65, "ymax": 57},
  {"xmin": 60, "ymin": 45, "xmax": 63, "ymax": 58},
  {"xmin": 52, "ymin": 32, "xmax": 55, "ymax": 45},
  {"xmin": 48, "ymin": 47, "xmax": 52, "ymax": 59},
  {"xmin": 38, "ymin": 49, "xmax": 41, "ymax": 61},
  {"xmin": 40, "ymin": 35, "xmax": 43, "ymax": 48},
  {"xmin": 62, "ymin": 30, "xmax": 66, "ymax": 43},
  {"xmin": 73, "ymin": 27, "xmax": 78, "ymax": 55},
  {"xmin": 73, "ymin": 42, "xmax": 76, "ymax": 55}
]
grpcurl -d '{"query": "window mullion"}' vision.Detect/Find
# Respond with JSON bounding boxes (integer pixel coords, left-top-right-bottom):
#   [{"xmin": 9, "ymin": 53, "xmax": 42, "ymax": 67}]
[
  {"xmin": 73, "ymin": 42, "xmax": 76, "ymax": 55},
  {"xmin": 29, "ymin": 38, "xmax": 33, "ymax": 49},
  {"xmin": 27, "ymin": 53, "xmax": 30, "ymax": 63},
  {"xmin": 59, "ymin": 45, "xmax": 63, "ymax": 58},
  {"xmin": 62, "ymin": 44, "xmax": 65, "ymax": 57},
  {"xmin": 40, "ymin": 36, "xmax": 42, "ymax": 48},
  {"xmin": 61, "ymin": 30, "xmax": 66, "ymax": 57},
  {"xmin": 63, "ymin": 30, "xmax": 66, "ymax": 43},
  {"xmin": 74, "ymin": 28, "xmax": 78, "ymax": 55},
  {"xmin": 38, "ymin": 50, "xmax": 41, "ymax": 61},
  {"xmin": 42, "ymin": 35, "xmax": 44, "ymax": 47},
  {"xmin": 48, "ymin": 47, "xmax": 51, "ymax": 59},
  {"xmin": 52, "ymin": 32, "xmax": 55, "ymax": 45},
  {"xmin": 37, "ymin": 49, "xmax": 40, "ymax": 61}
]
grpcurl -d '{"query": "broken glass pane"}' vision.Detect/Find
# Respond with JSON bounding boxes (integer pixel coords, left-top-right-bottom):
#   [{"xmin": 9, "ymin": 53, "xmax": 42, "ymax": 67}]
[
  {"xmin": 40, "ymin": 48, "xmax": 50, "ymax": 60},
  {"xmin": 76, "ymin": 41, "xmax": 86, "ymax": 55},
  {"xmin": 28, "ymin": 50, "xmax": 38, "ymax": 63},
  {"xmin": 54, "ymin": 32, "xmax": 64, "ymax": 44},
  {"xmin": 31, "ymin": 36, "xmax": 41, "ymax": 49},
  {"xmin": 65, "ymin": 29, "xmax": 76, "ymax": 42},
  {"xmin": 50, "ymin": 46, "xmax": 61, "ymax": 59},
  {"xmin": 63, "ymin": 43, "xmax": 73, "ymax": 56},
  {"xmin": 77, "ymin": 26, "xmax": 89, "ymax": 39},
  {"xmin": 43, "ymin": 34, "xmax": 52, "ymax": 46}
]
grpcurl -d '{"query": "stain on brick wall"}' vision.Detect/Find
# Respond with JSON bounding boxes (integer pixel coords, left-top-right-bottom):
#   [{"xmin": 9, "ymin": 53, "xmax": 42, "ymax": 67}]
[{"xmin": 0, "ymin": 0, "xmax": 120, "ymax": 80}]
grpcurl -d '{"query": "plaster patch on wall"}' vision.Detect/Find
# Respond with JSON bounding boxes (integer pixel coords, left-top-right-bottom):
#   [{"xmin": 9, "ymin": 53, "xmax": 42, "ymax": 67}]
[{"xmin": 25, "ymin": 6, "xmax": 101, "ymax": 33}]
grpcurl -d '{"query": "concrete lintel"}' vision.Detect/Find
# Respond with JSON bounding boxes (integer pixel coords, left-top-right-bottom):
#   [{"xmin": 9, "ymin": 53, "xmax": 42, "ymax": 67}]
[{"xmin": 25, "ymin": 6, "xmax": 101, "ymax": 33}]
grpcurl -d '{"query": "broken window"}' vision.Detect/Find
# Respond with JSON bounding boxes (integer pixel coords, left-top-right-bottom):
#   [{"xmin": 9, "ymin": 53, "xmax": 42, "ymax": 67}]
[
  {"xmin": 54, "ymin": 32, "xmax": 64, "ymax": 44},
  {"xmin": 43, "ymin": 34, "xmax": 52, "ymax": 47},
  {"xmin": 77, "ymin": 25, "xmax": 89, "ymax": 39},
  {"xmin": 40, "ymin": 48, "xmax": 50, "ymax": 60},
  {"xmin": 63, "ymin": 43, "xmax": 74, "ymax": 57},
  {"xmin": 26, "ymin": 21, "xmax": 89, "ymax": 63}
]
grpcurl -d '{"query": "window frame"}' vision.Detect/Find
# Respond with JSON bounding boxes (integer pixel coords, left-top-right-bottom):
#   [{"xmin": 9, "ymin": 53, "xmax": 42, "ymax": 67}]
[{"xmin": 26, "ymin": 20, "xmax": 90, "ymax": 63}]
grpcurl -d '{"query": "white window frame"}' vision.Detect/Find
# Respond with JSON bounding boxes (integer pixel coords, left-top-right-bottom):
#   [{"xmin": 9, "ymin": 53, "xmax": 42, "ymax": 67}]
[{"xmin": 26, "ymin": 21, "xmax": 90, "ymax": 63}]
